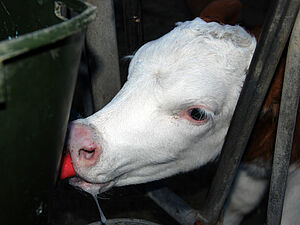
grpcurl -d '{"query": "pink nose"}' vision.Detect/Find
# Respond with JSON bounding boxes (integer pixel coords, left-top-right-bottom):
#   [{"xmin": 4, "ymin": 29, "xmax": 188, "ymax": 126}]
[{"xmin": 67, "ymin": 123, "xmax": 101, "ymax": 168}]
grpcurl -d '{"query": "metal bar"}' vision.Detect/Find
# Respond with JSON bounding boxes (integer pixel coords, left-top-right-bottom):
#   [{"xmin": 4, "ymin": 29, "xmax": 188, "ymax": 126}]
[
  {"xmin": 146, "ymin": 185, "xmax": 199, "ymax": 225},
  {"xmin": 72, "ymin": 45, "xmax": 95, "ymax": 117},
  {"xmin": 120, "ymin": 0, "xmax": 144, "ymax": 84},
  {"xmin": 122, "ymin": 0, "xmax": 144, "ymax": 54},
  {"xmin": 85, "ymin": 0, "xmax": 121, "ymax": 111},
  {"xmin": 0, "ymin": 64, "xmax": 6, "ymax": 104},
  {"xmin": 198, "ymin": 1, "xmax": 300, "ymax": 224},
  {"xmin": 267, "ymin": 9, "xmax": 300, "ymax": 225}
]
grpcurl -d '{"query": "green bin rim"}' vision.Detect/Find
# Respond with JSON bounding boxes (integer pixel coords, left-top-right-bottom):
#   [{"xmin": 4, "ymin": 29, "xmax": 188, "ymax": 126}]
[{"xmin": 0, "ymin": 0, "xmax": 96, "ymax": 62}]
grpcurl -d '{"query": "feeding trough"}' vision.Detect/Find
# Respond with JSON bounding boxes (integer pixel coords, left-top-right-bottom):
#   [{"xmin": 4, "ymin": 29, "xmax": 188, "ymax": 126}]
[{"xmin": 0, "ymin": 0, "xmax": 95, "ymax": 224}]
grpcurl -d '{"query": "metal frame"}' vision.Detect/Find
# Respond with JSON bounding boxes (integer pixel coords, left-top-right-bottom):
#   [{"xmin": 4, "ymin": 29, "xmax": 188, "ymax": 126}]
[
  {"xmin": 267, "ymin": 9, "xmax": 300, "ymax": 225},
  {"xmin": 199, "ymin": 1, "xmax": 300, "ymax": 224}
]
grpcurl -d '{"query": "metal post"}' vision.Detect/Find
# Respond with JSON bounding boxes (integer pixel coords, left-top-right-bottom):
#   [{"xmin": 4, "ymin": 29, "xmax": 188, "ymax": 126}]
[
  {"xmin": 122, "ymin": 0, "xmax": 143, "ymax": 54},
  {"xmin": 198, "ymin": 0, "xmax": 300, "ymax": 224},
  {"xmin": 119, "ymin": 0, "xmax": 144, "ymax": 84},
  {"xmin": 0, "ymin": 64, "xmax": 6, "ymax": 104},
  {"xmin": 85, "ymin": 0, "xmax": 121, "ymax": 111},
  {"xmin": 267, "ymin": 9, "xmax": 300, "ymax": 225}
]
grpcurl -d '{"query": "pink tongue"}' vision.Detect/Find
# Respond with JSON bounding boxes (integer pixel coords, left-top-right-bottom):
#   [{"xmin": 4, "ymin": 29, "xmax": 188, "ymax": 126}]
[{"xmin": 60, "ymin": 152, "xmax": 76, "ymax": 179}]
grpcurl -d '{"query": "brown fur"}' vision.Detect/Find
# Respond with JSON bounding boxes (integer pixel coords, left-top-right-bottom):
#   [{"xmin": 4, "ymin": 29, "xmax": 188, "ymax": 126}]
[
  {"xmin": 199, "ymin": 0, "xmax": 242, "ymax": 25},
  {"xmin": 186, "ymin": 0, "xmax": 242, "ymax": 25},
  {"xmin": 242, "ymin": 55, "xmax": 285, "ymax": 162},
  {"xmin": 244, "ymin": 54, "xmax": 300, "ymax": 165}
]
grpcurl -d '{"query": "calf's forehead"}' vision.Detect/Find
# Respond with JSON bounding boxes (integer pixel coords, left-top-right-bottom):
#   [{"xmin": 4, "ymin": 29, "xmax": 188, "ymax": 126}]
[
  {"xmin": 128, "ymin": 19, "xmax": 255, "ymax": 83},
  {"xmin": 118, "ymin": 18, "xmax": 256, "ymax": 113}
]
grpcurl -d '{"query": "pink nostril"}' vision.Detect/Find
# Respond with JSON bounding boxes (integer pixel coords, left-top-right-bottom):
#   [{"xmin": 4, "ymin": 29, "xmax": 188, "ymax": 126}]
[
  {"xmin": 68, "ymin": 123, "xmax": 101, "ymax": 167},
  {"xmin": 76, "ymin": 145, "xmax": 100, "ymax": 166},
  {"xmin": 79, "ymin": 148, "xmax": 96, "ymax": 160}
]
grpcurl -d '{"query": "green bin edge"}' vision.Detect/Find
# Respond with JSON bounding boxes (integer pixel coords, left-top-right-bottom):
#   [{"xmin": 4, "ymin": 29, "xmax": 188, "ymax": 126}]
[
  {"xmin": 0, "ymin": 0, "xmax": 96, "ymax": 103},
  {"xmin": 0, "ymin": 0, "xmax": 96, "ymax": 224}
]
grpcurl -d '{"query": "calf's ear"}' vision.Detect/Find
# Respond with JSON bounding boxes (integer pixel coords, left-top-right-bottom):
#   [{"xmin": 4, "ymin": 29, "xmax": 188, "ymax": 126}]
[{"xmin": 186, "ymin": 0, "xmax": 242, "ymax": 25}]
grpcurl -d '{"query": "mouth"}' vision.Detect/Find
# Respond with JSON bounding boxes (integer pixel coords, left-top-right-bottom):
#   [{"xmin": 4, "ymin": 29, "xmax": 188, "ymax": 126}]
[{"xmin": 69, "ymin": 177, "xmax": 114, "ymax": 195}]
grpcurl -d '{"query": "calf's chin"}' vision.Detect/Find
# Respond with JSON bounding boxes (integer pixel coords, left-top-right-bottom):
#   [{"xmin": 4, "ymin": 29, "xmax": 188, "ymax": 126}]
[{"xmin": 67, "ymin": 18, "xmax": 256, "ymax": 194}]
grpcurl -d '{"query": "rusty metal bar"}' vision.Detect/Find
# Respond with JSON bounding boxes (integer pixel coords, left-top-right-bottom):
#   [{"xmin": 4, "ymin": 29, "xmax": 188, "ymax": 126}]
[
  {"xmin": 198, "ymin": 0, "xmax": 300, "ymax": 224},
  {"xmin": 267, "ymin": 9, "xmax": 300, "ymax": 225}
]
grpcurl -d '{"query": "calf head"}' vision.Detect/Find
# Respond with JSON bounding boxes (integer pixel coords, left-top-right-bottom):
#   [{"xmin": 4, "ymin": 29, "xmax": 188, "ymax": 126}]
[{"xmin": 67, "ymin": 18, "xmax": 256, "ymax": 194}]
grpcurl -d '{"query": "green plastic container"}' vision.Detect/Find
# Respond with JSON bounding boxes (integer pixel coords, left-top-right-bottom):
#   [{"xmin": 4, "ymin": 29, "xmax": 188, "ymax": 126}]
[{"xmin": 0, "ymin": 0, "xmax": 96, "ymax": 224}]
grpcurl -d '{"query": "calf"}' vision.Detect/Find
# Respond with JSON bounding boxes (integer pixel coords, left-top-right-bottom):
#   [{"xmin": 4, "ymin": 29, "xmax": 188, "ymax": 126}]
[
  {"xmin": 65, "ymin": 3, "xmax": 300, "ymax": 225},
  {"xmin": 67, "ymin": 17, "xmax": 255, "ymax": 192}
]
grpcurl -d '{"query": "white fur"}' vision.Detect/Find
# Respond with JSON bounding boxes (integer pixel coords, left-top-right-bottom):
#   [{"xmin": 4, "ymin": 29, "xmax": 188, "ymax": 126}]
[
  {"xmin": 281, "ymin": 165, "xmax": 300, "ymax": 225},
  {"xmin": 222, "ymin": 166, "xmax": 269, "ymax": 225},
  {"xmin": 72, "ymin": 18, "xmax": 256, "ymax": 188},
  {"xmin": 223, "ymin": 164, "xmax": 300, "ymax": 225}
]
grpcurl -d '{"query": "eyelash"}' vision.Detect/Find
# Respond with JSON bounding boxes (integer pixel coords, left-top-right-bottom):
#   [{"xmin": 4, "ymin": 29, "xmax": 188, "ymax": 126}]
[
  {"xmin": 179, "ymin": 106, "xmax": 212, "ymax": 125},
  {"xmin": 188, "ymin": 108, "xmax": 208, "ymax": 121}
]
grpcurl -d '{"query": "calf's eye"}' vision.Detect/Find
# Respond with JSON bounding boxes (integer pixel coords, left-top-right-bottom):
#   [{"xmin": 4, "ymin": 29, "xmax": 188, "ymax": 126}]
[
  {"xmin": 179, "ymin": 106, "xmax": 210, "ymax": 125},
  {"xmin": 188, "ymin": 108, "xmax": 208, "ymax": 121}
]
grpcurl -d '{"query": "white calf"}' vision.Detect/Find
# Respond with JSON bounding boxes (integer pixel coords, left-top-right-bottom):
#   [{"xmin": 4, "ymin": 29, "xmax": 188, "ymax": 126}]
[{"xmin": 66, "ymin": 18, "xmax": 299, "ymax": 224}]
